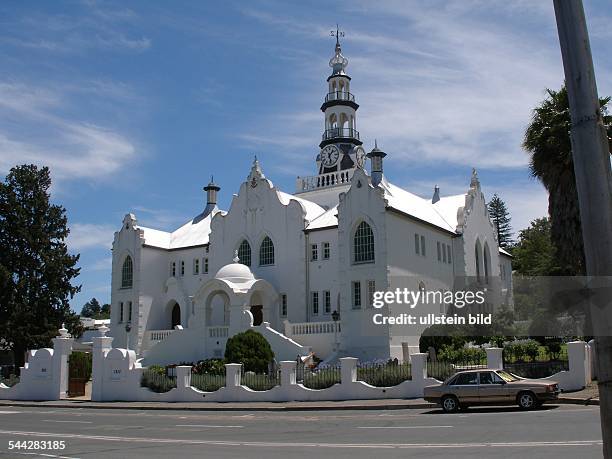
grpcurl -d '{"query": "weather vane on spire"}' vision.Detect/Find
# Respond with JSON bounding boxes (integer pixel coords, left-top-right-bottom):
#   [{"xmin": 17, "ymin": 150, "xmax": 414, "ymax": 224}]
[{"xmin": 330, "ymin": 24, "xmax": 344, "ymax": 46}]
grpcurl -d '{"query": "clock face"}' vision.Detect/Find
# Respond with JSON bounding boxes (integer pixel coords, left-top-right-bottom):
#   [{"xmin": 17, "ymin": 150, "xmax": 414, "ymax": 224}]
[
  {"xmin": 355, "ymin": 146, "xmax": 366, "ymax": 168},
  {"xmin": 320, "ymin": 145, "xmax": 340, "ymax": 167}
]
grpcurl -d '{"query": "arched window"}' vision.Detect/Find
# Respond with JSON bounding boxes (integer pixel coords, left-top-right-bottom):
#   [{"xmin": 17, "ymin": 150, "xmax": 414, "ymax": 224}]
[
  {"xmin": 238, "ymin": 239, "xmax": 252, "ymax": 267},
  {"xmin": 353, "ymin": 221, "xmax": 375, "ymax": 263},
  {"xmin": 121, "ymin": 256, "xmax": 133, "ymax": 288},
  {"xmin": 259, "ymin": 236, "xmax": 275, "ymax": 266},
  {"xmin": 475, "ymin": 242, "xmax": 482, "ymax": 282},
  {"xmin": 483, "ymin": 243, "xmax": 491, "ymax": 284}
]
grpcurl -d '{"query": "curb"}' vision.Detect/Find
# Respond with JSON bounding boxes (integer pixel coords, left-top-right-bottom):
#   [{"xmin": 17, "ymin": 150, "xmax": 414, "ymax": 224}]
[
  {"xmin": 0, "ymin": 398, "xmax": 598, "ymax": 411},
  {"xmin": 558, "ymin": 397, "xmax": 600, "ymax": 406},
  {"xmin": 0, "ymin": 400, "xmax": 437, "ymax": 412}
]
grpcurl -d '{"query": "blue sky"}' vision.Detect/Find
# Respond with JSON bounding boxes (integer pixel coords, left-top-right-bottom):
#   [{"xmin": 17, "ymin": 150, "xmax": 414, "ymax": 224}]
[{"xmin": 1, "ymin": 0, "xmax": 610, "ymax": 312}]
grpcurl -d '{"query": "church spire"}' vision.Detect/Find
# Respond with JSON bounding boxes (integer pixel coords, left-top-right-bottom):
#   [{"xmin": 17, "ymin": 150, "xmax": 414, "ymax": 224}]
[{"xmin": 329, "ymin": 24, "xmax": 348, "ymax": 77}]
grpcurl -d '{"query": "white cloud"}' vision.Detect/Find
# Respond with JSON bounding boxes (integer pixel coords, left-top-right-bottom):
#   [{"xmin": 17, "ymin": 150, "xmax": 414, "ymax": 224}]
[
  {"xmin": 68, "ymin": 223, "xmax": 116, "ymax": 251},
  {"xmin": 90, "ymin": 256, "xmax": 113, "ymax": 271},
  {"xmin": 237, "ymin": 1, "xmax": 568, "ymax": 172},
  {"xmin": 0, "ymin": 82, "xmax": 137, "ymax": 182}
]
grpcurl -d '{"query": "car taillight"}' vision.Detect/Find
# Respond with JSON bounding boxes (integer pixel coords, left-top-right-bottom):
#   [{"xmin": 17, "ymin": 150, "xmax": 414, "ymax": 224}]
[{"xmin": 546, "ymin": 385, "xmax": 557, "ymax": 392}]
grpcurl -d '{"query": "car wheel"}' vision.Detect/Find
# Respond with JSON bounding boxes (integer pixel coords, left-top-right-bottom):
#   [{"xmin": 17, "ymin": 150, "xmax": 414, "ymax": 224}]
[
  {"xmin": 441, "ymin": 395, "xmax": 459, "ymax": 413},
  {"xmin": 517, "ymin": 391, "xmax": 537, "ymax": 410}
]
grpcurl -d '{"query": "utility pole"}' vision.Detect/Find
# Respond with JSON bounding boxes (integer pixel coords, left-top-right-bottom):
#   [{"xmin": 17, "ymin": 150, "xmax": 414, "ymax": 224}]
[{"xmin": 553, "ymin": 1, "xmax": 612, "ymax": 457}]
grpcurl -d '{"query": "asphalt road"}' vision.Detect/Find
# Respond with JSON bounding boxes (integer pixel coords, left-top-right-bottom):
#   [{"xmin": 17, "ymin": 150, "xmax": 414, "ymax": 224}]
[{"xmin": 0, "ymin": 404, "xmax": 603, "ymax": 459}]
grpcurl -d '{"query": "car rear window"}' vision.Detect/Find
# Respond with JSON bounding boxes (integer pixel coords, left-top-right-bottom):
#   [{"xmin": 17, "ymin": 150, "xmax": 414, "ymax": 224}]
[{"xmin": 453, "ymin": 372, "xmax": 478, "ymax": 385}]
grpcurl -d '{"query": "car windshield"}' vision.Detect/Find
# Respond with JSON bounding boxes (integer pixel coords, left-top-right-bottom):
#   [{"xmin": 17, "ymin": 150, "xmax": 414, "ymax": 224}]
[{"xmin": 496, "ymin": 370, "xmax": 520, "ymax": 382}]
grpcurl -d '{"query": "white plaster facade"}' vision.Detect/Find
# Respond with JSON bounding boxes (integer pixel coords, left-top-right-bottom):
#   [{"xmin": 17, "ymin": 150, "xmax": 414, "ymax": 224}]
[{"xmin": 109, "ymin": 39, "xmax": 513, "ymax": 366}]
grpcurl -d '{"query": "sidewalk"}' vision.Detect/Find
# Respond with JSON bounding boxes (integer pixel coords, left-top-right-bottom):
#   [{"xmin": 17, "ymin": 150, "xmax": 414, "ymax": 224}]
[
  {"xmin": 0, "ymin": 398, "xmax": 435, "ymax": 411},
  {"xmin": 558, "ymin": 382, "xmax": 600, "ymax": 406},
  {"xmin": 0, "ymin": 388, "xmax": 600, "ymax": 411}
]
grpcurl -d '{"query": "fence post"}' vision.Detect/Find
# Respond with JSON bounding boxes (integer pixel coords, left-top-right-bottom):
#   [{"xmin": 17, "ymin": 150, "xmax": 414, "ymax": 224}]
[
  {"xmin": 486, "ymin": 347, "xmax": 503, "ymax": 370},
  {"xmin": 225, "ymin": 363, "xmax": 242, "ymax": 387},
  {"xmin": 280, "ymin": 361, "xmax": 297, "ymax": 386},
  {"xmin": 340, "ymin": 357, "xmax": 358, "ymax": 385},
  {"xmin": 51, "ymin": 325, "xmax": 74, "ymax": 399},
  {"xmin": 91, "ymin": 325, "xmax": 113, "ymax": 402},
  {"xmin": 567, "ymin": 340, "xmax": 588, "ymax": 389},
  {"xmin": 176, "ymin": 366, "xmax": 192, "ymax": 392},
  {"xmin": 410, "ymin": 353, "xmax": 428, "ymax": 383}
]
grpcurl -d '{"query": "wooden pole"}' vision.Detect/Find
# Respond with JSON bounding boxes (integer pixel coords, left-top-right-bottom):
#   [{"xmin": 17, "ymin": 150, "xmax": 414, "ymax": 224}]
[{"xmin": 553, "ymin": 1, "xmax": 612, "ymax": 456}]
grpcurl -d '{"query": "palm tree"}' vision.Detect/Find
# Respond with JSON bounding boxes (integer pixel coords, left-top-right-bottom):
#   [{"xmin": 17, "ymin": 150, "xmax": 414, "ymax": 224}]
[{"xmin": 523, "ymin": 86, "xmax": 611, "ymax": 275}]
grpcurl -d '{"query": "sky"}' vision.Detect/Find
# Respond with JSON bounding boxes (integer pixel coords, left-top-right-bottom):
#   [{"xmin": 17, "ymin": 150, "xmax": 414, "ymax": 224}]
[{"xmin": 1, "ymin": 0, "xmax": 611, "ymax": 312}]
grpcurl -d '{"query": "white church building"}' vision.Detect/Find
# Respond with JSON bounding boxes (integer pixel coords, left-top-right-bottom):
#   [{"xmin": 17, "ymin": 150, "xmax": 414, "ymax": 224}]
[{"xmin": 109, "ymin": 37, "xmax": 513, "ymax": 366}]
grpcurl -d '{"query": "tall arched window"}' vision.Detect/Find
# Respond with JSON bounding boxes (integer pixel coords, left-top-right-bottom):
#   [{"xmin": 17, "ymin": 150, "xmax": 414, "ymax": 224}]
[
  {"xmin": 259, "ymin": 236, "xmax": 275, "ymax": 266},
  {"xmin": 238, "ymin": 239, "xmax": 252, "ymax": 267},
  {"xmin": 121, "ymin": 255, "xmax": 133, "ymax": 288},
  {"xmin": 354, "ymin": 221, "xmax": 375, "ymax": 263},
  {"xmin": 475, "ymin": 242, "xmax": 482, "ymax": 282},
  {"xmin": 483, "ymin": 243, "xmax": 491, "ymax": 284}
]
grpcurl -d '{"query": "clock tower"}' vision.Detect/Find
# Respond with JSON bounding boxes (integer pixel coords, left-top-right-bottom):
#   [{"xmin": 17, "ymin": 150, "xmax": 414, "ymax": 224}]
[{"xmin": 318, "ymin": 27, "xmax": 364, "ymax": 175}]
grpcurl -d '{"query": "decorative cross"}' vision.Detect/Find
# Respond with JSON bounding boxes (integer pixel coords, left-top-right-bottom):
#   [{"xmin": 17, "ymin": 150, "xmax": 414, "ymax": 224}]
[{"xmin": 330, "ymin": 24, "xmax": 345, "ymax": 45}]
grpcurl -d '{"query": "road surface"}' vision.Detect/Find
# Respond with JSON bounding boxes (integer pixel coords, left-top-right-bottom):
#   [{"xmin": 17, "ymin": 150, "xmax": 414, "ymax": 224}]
[{"xmin": 0, "ymin": 404, "xmax": 603, "ymax": 458}]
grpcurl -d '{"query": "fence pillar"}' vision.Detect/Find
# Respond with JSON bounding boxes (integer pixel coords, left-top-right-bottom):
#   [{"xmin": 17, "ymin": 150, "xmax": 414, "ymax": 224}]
[
  {"xmin": 486, "ymin": 347, "xmax": 503, "ymax": 370},
  {"xmin": 340, "ymin": 357, "xmax": 358, "ymax": 385},
  {"xmin": 91, "ymin": 325, "xmax": 113, "ymax": 402},
  {"xmin": 176, "ymin": 366, "xmax": 192, "ymax": 391},
  {"xmin": 51, "ymin": 325, "xmax": 74, "ymax": 399},
  {"xmin": 567, "ymin": 340, "xmax": 588, "ymax": 389},
  {"xmin": 225, "ymin": 363, "xmax": 242, "ymax": 387},
  {"xmin": 410, "ymin": 353, "xmax": 428, "ymax": 382},
  {"xmin": 280, "ymin": 361, "xmax": 296, "ymax": 386}
]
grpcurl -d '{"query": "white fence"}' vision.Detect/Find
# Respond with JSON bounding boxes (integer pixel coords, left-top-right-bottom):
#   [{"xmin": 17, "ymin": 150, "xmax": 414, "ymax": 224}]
[{"xmin": 0, "ymin": 329, "xmax": 594, "ymax": 402}]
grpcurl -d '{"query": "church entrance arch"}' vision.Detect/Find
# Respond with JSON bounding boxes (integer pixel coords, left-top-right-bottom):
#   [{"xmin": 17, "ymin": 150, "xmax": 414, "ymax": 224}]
[
  {"xmin": 171, "ymin": 303, "xmax": 181, "ymax": 329},
  {"xmin": 249, "ymin": 291, "xmax": 264, "ymax": 326}
]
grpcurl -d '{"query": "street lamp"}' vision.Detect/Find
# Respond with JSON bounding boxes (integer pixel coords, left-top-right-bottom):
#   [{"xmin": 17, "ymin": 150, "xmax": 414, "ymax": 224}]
[
  {"xmin": 125, "ymin": 323, "xmax": 131, "ymax": 351},
  {"xmin": 331, "ymin": 310, "xmax": 340, "ymax": 351}
]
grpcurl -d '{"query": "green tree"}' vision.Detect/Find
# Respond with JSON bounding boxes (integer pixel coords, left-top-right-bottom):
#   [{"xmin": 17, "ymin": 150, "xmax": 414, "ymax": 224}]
[
  {"xmin": 80, "ymin": 298, "xmax": 101, "ymax": 318},
  {"xmin": 224, "ymin": 330, "xmax": 274, "ymax": 373},
  {"xmin": 523, "ymin": 86, "xmax": 612, "ymax": 275},
  {"xmin": 487, "ymin": 194, "xmax": 513, "ymax": 248},
  {"xmin": 0, "ymin": 165, "xmax": 82, "ymax": 368},
  {"xmin": 80, "ymin": 297, "xmax": 110, "ymax": 319},
  {"xmin": 512, "ymin": 218, "xmax": 558, "ymax": 276}
]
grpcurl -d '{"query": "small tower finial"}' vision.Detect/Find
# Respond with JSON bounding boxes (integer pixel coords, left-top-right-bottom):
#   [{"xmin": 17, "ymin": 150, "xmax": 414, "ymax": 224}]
[{"xmin": 233, "ymin": 250, "xmax": 239, "ymax": 263}]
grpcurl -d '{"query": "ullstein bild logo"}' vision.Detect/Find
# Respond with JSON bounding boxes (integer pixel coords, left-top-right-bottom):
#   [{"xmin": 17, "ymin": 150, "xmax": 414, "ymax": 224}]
[{"xmin": 370, "ymin": 288, "xmax": 491, "ymax": 326}]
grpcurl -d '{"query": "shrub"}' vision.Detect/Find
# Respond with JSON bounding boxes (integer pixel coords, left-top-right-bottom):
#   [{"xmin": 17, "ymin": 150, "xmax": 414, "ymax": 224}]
[
  {"xmin": 192, "ymin": 359, "xmax": 226, "ymax": 375},
  {"xmin": 224, "ymin": 330, "xmax": 274, "ymax": 374},
  {"xmin": 147, "ymin": 364, "xmax": 166, "ymax": 376},
  {"xmin": 68, "ymin": 351, "xmax": 92, "ymax": 380},
  {"xmin": 524, "ymin": 340, "xmax": 540, "ymax": 362}
]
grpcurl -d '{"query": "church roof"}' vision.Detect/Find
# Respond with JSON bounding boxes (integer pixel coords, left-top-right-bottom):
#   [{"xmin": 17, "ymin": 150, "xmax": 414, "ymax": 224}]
[
  {"xmin": 302, "ymin": 182, "xmax": 473, "ymax": 235},
  {"xmin": 137, "ymin": 208, "xmax": 222, "ymax": 250},
  {"xmin": 276, "ymin": 190, "xmax": 327, "ymax": 222},
  {"xmin": 432, "ymin": 193, "xmax": 468, "ymax": 231},
  {"xmin": 383, "ymin": 182, "xmax": 457, "ymax": 233},
  {"xmin": 305, "ymin": 205, "xmax": 338, "ymax": 231}
]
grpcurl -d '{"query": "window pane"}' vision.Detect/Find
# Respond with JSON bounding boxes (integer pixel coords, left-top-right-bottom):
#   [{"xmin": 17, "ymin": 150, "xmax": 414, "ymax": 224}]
[
  {"xmin": 421, "ymin": 235, "xmax": 426, "ymax": 256},
  {"xmin": 352, "ymin": 281, "xmax": 361, "ymax": 309},
  {"xmin": 324, "ymin": 291, "xmax": 331, "ymax": 313},
  {"xmin": 367, "ymin": 280, "xmax": 376, "ymax": 308},
  {"xmin": 311, "ymin": 244, "xmax": 318, "ymax": 261},
  {"xmin": 238, "ymin": 240, "xmax": 252, "ymax": 267},
  {"xmin": 121, "ymin": 256, "xmax": 133, "ymax": 288},
  {"xmin": 260, "ymin": 236, "xmax": 275, "ymax": 266},
  {"xmin": 323, "ymin": 242, "xmax": 330, "ymax": 259},
  {"xmin": 415, "ymin": 234, "xmax": 420, "ymax": 254},
  {"xmin": 353, "ymin": 222, "xmax": 374, "ymax": 263}
]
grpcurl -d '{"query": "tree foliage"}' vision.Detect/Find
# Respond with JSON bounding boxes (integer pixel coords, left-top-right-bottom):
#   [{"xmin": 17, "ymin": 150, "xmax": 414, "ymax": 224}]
[
  {"xmin": 0, "ymin": 165, "xmax": 82, "ymax": 367},
  {"xmin": 487, "ymin": 194, "xmax": 513, "ymax": 248},
  {"xmin": 512, "ymin": 218, "xmax": 558, "ymax": 276},
  {"xmin": 523, "ymin": 86, "xmax": 612, "ymax": 275},
  {"xmin": 224, "ymin": 330, "xmax": 274, "ymax": 373},
  {"xmin": 80, "ymin": 297, "xmax": 110, "ymax": 319}
]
